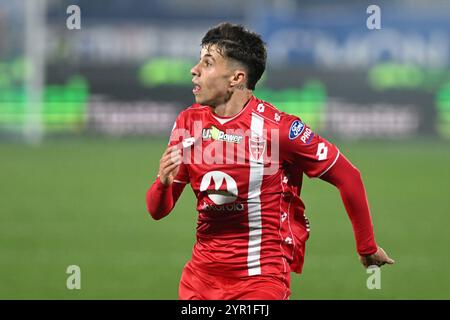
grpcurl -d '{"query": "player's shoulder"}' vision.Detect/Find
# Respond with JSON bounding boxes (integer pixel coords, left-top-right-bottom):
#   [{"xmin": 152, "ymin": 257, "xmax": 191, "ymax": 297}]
[
  {"xmin": 251, "ymin": 96, "xmax": 302, "ymax": 127},
  {"xmin": 180, "ymin": 103, "xmax": 209, "ymax": 116},
  {"xmin": 184, "ymin": 103, "xmax": 209, "ymax": 113},
  {"xmin": 175, "ymin": 103, "xmax": 210, "ymax": 122},
  {"xmin": 252, "ymin": 96, "xmax": 310, "ymax": 141},
  {"xmin": 250, "ymin": 97, "xmax": 285, "ymax": 126}
]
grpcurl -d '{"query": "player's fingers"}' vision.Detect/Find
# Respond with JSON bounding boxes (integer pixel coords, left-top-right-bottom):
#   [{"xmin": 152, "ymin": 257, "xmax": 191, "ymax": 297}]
[
  {"xmin": 161, "ymin": 155, "xmax": 182, "ymax": 171},
  {"xmin": 378, "ymin": 248, "xmax": 395, "ymax": 264},
  {"xmin": 160, "ymin": 150, "xmax": 171, "ymax": 164},
  {"xmin": 162, "ymin": 145, "xmax": 180, "ymax": 158},
  {"xmin": 162, "ymin": 146, "xmax": 179, "ymax": 157},
  {"xmin": 360, "ymin": 257, "xmax": 370, "ymax": 268},
  {"xmin": 163, "ymin": 152, "xmax": 182, "ymax": 166},
  {"xmin": 162, "ymin": 146, "xmax": 173, "ymax": 157},
  {"xmin": 161, "ymin": 148, "xmax": 182, "ymax": 164},
  {"xmin": 162, "ymin": 160, "xmax": 181, "ymax": 176},
  {"xmin": 376, "ymin": 258, "xmax": 394, "ymax": 267},
  {"xmin": 160, "ymin": 154, "xmax": 180, "ymax": 166},
  {"xmin": 169, "ymin": 147, "xmax": 182, "ymax": 161}
]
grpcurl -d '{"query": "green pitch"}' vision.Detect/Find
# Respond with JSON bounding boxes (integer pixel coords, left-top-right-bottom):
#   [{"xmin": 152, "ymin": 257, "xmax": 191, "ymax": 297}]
[{"xmin": 0, "ymin": 138, "xmax": 449, "ymax": 299}]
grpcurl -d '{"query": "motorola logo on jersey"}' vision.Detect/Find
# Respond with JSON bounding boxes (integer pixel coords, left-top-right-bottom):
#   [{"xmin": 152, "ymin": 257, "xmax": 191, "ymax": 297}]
[
  {"xmin": 200, "ymin": 201, "xmax": 245, "ymax": 212},
  {"xmin": 199, "ymin": 171, "xmax": 244, "ymax": 212},
  {"xmin": 200, "ymin": 171, "xmax": 238, "ymax": 205}
]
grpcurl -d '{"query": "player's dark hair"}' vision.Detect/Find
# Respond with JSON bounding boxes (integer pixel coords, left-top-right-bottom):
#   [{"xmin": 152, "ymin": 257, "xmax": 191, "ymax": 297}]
[{"xmin": 201, "ymin": 22, "xmax": 266, "ymax": 90}]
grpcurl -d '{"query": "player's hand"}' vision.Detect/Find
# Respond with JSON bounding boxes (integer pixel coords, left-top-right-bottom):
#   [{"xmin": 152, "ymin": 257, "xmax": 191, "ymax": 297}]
[
  {"xmin": 359, "ymin": 247, "xmax": 395, "ymax": 268},
  {"xmin": 158, "ymin": 146, "xmax": 182, "ymax": 186}
]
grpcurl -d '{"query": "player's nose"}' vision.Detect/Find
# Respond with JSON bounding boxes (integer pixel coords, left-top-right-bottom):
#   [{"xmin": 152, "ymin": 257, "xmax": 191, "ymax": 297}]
[{"xmin": 191, "ymin": 63, "xmax": 200, "ymax": 77}]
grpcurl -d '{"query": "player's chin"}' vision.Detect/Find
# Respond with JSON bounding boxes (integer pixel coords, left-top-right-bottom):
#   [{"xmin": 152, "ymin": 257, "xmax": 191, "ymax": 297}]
[{"xmin": 193, "ymin": 95, "xmax": 206, "ymax": 105}]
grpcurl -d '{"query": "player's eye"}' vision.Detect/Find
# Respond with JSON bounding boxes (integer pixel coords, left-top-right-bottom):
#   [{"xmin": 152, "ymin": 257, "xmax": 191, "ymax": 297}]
[{"xmin": 204, "ymin": 60, "xmax": 212, "ymax": 67}]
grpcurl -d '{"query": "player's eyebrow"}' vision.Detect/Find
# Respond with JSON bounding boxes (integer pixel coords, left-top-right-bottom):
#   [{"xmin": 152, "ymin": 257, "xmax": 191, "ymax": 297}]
[{"xmin": 202, "ymin": 53, "xmax": 215, "ymax": 61}]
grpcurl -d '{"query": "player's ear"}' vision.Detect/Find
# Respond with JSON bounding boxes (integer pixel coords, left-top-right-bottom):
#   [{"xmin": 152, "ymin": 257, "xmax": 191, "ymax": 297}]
[{"xmin": 229, "ymin": 69, "xmax": 247, "ymax": 90}]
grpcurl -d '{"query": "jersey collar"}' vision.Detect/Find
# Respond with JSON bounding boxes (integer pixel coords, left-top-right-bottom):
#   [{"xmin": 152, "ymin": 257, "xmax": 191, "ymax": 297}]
[{"xmin": 209, "ymin": 95, "xmax": 257, "ymax": 125}]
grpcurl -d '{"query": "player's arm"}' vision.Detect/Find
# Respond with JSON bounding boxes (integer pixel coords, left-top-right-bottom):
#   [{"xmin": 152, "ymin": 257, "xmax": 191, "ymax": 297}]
[
  {"xmin": 146, "ymin": 146, "xmax": 187, "ymax": 220},
  {"xmin": 319, "ymin": 153, "xmax": 395, "ymax": 267},
  {"xmin": 280, "ymin": 115, "xmax": 394, "ymax": 268},
  {"xmin": 146, "ymin": 112, "xmax": 191, "ymax": 220}
]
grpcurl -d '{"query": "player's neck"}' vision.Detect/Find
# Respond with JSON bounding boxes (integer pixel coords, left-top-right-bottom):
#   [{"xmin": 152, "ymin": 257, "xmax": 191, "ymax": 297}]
[{"xmin": 212, "ymin": 90, "xmax": 253, "ymax": 117}]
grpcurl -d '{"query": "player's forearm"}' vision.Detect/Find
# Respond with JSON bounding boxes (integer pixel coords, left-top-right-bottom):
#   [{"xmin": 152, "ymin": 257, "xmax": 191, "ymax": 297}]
[
  {"xmin": 146, "ymin": 177, "xmax": 179, "ymax": 220},
  {"xmin": 337, "ymin": 169, "xmax": 378, "ymax": 255},
  {"xmin": 321, "ymin": 155, "xmax": 378, "ymax": 255}
]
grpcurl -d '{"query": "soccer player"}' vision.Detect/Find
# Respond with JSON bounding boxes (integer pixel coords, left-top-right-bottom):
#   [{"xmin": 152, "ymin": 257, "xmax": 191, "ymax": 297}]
[{"xmin": 146, "ymin": 22, "xmax": 394, "ymax": 300}]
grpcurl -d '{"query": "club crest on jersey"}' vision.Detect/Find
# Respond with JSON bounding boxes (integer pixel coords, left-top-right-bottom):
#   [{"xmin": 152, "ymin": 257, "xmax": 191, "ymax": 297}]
[
  {"xmin": 249, "ymin": 134, "xmax": 266, "ymax": 163},
  {"xmin": 289, "ymin": 120, "xmax": 305, "ymax": 140},
  {"xmin": 202, "ymin": 126, "xmax": 243, "ymax": 144}
]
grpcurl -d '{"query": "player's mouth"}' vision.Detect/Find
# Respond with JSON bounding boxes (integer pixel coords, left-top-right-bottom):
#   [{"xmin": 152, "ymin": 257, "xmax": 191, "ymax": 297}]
[{"xmin": 192, "ymin": 82, "xmax": 201, "ymax": 94}]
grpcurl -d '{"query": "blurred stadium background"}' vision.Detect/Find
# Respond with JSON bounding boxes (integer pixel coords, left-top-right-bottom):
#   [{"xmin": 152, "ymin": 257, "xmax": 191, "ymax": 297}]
[{"xmin": 1, "ymin": 0, "xmax": 450, "ymax": 299}]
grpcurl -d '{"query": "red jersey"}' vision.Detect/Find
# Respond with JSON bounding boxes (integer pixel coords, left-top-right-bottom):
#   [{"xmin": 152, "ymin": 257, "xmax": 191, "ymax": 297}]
[{"xmin": 167, "ymin": 96, "xmax": 340, "ymax": 278}]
